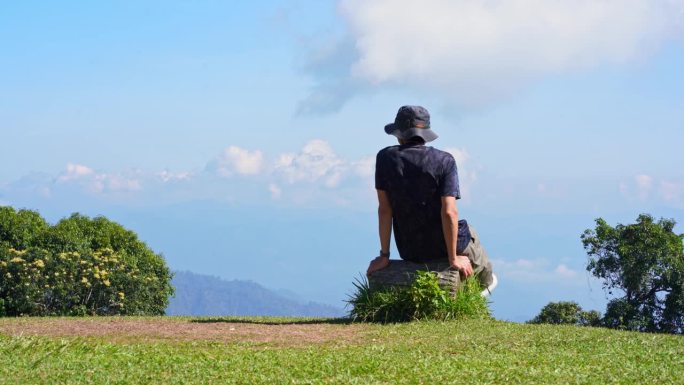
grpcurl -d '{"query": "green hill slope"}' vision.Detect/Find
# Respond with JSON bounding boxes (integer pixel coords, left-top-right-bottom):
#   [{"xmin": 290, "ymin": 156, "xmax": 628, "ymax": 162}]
[{"xmin": 1, "ymin": 317, "xmax": 682, "ymax": 384}]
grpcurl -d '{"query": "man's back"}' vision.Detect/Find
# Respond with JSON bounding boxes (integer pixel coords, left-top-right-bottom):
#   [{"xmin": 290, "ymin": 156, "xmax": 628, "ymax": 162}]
[{"xmin": 375, "ymin": 143, "xmax": 470, "ymax": 262}]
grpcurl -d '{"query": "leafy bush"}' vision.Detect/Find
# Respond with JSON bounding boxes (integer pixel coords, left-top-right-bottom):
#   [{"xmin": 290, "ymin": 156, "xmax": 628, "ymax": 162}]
[
  {"xmin": 0, "ymin": 207, "xmax": 173, "ymax": 316},
  {"xmin": 348, "ymin": 270, "xmax": 490, "ymax": 323},
  {"xmin": 528, "ymin": 301, "xmax": 601, "ymax": 326}
]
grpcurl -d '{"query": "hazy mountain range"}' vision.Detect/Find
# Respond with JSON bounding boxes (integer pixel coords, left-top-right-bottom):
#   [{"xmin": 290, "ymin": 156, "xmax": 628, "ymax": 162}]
[{"xmin": 167, "ymin": 271, "xmax": 346, "ymax": 317}]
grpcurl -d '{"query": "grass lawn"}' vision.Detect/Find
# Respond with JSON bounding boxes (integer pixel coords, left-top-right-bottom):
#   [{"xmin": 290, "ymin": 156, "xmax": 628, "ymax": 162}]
[{"xmin": 1, "ymin": 317, "xmax": 683, "ymax": 384}]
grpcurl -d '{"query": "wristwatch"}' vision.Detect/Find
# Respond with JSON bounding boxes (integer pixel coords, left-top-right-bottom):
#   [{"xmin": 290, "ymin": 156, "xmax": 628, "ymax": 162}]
[{"xmin": 380, "ymin": 250, "xmax": 390, "ymax": 258}]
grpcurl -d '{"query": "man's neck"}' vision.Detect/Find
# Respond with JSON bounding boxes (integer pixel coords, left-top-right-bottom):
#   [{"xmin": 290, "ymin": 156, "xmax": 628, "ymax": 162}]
[{"xmin": 398, "ymin": 139, "xmax": 425, "ymax": 146}]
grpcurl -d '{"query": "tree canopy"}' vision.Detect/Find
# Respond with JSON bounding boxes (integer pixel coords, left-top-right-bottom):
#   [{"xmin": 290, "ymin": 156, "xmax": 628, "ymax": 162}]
[
  {"xmin": 0, "ymin": 206, "xmax": 173, "ymax": 316},
  {"xmin": 582, "ymin": 214, "xmax": 684, "ymax": 333},
  {"xmin": 528, "ymin": 301, "xmax": 601, "ymax": 326}
]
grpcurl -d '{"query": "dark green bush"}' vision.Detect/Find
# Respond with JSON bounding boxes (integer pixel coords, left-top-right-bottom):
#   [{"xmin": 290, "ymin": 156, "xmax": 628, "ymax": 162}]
[
  {"xmin": 0, "ymin": 207, "xmax": 173, "ymax": 316},
  {"xmin": 528, "ymin": 301, "xmax": 601, "ymax": 326},
  {"xmin": 348, "ymin": 270, "xmax": 491, "ymax": 323}
]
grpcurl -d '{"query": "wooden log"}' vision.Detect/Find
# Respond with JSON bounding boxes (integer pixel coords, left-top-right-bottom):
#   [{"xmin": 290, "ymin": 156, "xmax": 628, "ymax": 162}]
[{"xmin": 367, "ymin": 259, "xmax": 461, "ymax": 294}]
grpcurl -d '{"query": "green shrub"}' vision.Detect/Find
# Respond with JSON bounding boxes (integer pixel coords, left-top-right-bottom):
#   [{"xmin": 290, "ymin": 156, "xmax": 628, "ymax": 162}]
[
  {"xmin": 528, "ymin": 301, "xmax": 601, "ymax": 326},
  {"xmin": 348, "ymin": 270, "xmax": 491, "ymax": 323},
  {"xmin": 0, "ymin": 207, "xmax": 173, "ymax": 316}
]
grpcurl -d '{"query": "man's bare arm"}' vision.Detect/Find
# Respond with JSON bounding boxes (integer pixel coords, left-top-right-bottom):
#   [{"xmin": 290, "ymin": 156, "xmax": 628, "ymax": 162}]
[
  {"xmin": 441, "ymin": 196, "xmax": 473, "ymax": 277},
  {"xmin": 367, "ymin": 189, "xmax": 392, "ymax": 276}
]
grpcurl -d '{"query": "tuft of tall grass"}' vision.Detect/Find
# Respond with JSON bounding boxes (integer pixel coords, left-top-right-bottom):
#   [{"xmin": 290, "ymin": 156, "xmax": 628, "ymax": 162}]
[{"xmin": 347, "ymin": 270, "xmax": 491, "ymax": 323}]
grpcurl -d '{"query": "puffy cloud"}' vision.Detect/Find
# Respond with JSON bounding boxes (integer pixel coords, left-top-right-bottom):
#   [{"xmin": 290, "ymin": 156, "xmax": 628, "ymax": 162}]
[
  {"xmin": 275, "ymin": 140, "xmax": 347, "ymax": 188},
  {"xmin": 301, "ymin": 0, "xmax": 684, "ymax": 111},
  {"xmin": 210, "ymin": 146, "xmax": 264, "ymax": 177},
  {"xmin": 55, "ymin": 164, "xmax": 142, "ymax": 194},
  {"xmin": 57, "ymin": 163, "xmax": 95, "ymax": 182}
]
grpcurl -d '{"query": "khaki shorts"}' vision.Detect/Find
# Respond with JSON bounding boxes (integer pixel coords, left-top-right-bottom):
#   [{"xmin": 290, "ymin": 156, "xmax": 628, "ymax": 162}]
[{"xmin": 461, "ymin": 225, "xmax": 494, "ymax": 287}]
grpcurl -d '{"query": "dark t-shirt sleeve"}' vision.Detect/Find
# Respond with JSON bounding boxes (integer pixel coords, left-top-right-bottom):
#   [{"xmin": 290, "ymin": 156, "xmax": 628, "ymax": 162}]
[
  {"xmin": 438, "ymin": 154, "xmax": 461, "ymax": 199},
  {"xmin": 375, "ymin": 150, "xmax": 389, "ymax": 191}
]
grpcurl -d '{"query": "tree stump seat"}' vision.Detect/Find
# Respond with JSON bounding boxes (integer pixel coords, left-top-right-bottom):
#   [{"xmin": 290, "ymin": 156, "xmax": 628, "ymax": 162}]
[{"xmin": 367, "ymin": 259, "xmax": 461, "ymax": 293}]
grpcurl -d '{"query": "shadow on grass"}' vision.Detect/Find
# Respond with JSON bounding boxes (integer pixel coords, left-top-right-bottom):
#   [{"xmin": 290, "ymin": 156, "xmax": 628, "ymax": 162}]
[{"xmin": 189, "ymin": 317, "xmax": 354, "ymax": 325}]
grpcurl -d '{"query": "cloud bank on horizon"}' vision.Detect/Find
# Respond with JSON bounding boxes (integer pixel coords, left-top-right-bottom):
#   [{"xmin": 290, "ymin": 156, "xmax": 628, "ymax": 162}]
[
  {"xmin": 2, "ymin": 140, "xmax": 682, "ymax": 212},
  {"xmin": 301, "ymin": 0, "xmax": 684, "ymax": 112}
]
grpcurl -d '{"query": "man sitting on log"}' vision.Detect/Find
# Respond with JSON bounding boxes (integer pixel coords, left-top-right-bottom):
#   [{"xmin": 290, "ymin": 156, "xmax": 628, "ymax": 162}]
[{"xmin": 366, "ymin": 105, "xmax": 496, "ymax": 293}]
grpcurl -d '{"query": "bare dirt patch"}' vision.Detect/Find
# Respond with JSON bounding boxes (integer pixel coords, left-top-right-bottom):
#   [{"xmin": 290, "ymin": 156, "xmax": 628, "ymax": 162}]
[{"xmin": 0, "ymin": 318, "xmax": 368, "ymax": 346}]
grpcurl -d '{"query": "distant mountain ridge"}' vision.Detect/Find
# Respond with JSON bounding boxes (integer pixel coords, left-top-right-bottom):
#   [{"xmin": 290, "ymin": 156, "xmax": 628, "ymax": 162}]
[{"xmin": 167, "ymin": 271, "xmax": 345, "ymax": 317}]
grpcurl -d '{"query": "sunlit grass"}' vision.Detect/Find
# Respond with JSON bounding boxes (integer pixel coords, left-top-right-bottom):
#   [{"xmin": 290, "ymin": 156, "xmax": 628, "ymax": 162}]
[{"xmin": 2, "ymin": 316, "xmax": 683, "ymax": 384}]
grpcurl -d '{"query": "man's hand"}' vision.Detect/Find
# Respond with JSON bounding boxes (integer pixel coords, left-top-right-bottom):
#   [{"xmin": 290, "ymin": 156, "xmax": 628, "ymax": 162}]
[
  {"xmin": 367, "ymin": 256, "xmax": 390, "ymax": 276},
  {"xmin": 450, "ymin": 255, "xmax": 473, "ymax": 277}
]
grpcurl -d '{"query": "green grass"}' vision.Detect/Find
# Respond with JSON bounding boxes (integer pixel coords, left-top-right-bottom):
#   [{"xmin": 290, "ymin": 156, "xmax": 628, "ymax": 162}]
[
  {"xmin": 348, "ymin": 272, "xmax": 490, "ymax": 323},
  {"xmin": 1, "ymin": 317, "xmax": 684, "ymax": 384}
]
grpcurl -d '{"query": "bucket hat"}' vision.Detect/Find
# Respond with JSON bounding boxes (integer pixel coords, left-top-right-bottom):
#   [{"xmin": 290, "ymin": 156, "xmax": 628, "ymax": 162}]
[{"xmin": 384, "ymin": 105, "xmax": 438, "ymax": 142}]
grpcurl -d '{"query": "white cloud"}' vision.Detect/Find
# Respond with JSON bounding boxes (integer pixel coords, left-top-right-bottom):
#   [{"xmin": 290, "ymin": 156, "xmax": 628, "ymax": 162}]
[
  {"xmin": 352, "ymin": 156, "xmax": 375, "ymax": 179},
  {"xmin": 56, "ymin": 164, "xmax": 142, "ymax": 194},
  {"xmin": 275, "ymin": 140, "xmax": 347, "ymax": 188},
  {"xmin": 157, "ymin": 170, "xmax": 193, "ymax": 183},
  {"xmin": 492, "ymin": 258, "xmax": 583, "ymax": 285},
  {"xmin": 102, "ymin": 174, "xmax": 142, "ymax": 193},
  {"xmin": 212, "ymin": 146, "xmax": 264, "ymax": 177},
  {"xmin": 302, "ymin": 0, "xmax": 684, "ymax": 111},
  {"xmin": 57, "ymin": 163, "xmax": 95, "ymax": 182},
  {"xmin": 634, "ymin": 174, "xmax": 653, "ymax": 200}
]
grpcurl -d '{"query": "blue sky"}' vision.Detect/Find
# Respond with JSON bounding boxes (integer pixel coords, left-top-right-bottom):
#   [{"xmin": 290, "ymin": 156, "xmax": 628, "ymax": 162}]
[{"xmin": 2, "ymin": 1, "xmax": 683, "ymax": 321}]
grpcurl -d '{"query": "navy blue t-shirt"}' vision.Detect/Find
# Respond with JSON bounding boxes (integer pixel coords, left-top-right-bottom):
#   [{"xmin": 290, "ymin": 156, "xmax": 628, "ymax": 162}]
[{"xmin": 375, "ymin": 144, "xmax": 471, "ymax": 262}]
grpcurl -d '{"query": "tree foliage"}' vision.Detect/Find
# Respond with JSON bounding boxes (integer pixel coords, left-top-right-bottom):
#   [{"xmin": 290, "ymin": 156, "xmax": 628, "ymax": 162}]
[
  {"xmin": 0, "ymin": 206, "xmax": 173, "ymax": 316},
  {"xmin": 582, "ymin": 214, "xmax": 684, "ymax": 333},
  {"xmin": 528, "ymin": 301, "xmax": 601, "ymax": 327}
]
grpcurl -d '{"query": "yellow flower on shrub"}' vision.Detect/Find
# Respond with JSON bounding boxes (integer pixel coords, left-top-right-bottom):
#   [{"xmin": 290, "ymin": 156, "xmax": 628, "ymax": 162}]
[
  {"xmin": 10, "ymin": 257, "xmax": 25, "ymax": 263},
  {"xmin": 34, "ymin": 259, "xmax": 45, "ymax": 268}
]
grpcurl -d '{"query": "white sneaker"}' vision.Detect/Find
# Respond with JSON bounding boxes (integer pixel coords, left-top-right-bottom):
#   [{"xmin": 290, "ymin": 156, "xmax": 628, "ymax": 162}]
[{"xmin": 481, "ymin": 273, "xmax": 498, "ymax": 297}]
